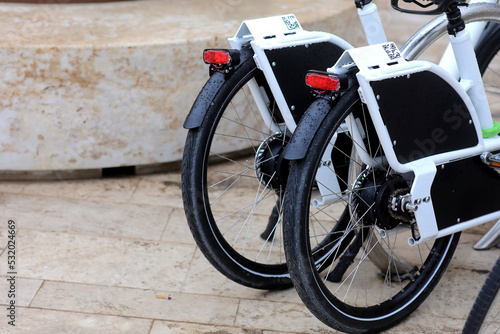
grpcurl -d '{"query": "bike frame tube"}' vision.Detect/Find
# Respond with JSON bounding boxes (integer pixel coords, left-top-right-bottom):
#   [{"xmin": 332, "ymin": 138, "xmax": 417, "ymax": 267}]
[
  {"xmin": 338, "ymin": 43, "xmax": 500, "ymax": 243},
  {"xmin": 438, "ymin": 0, "xmax": 499, "ymax": 77},
  {"xmin": 450, "ymin": 28, "xmax": 494, "ymax": 131},
  {"xmin": 346, "ymin": 3, "xmax": 500, "ymax": 243},
  {"xmin": 229, "ymin": 1, "xmax": 499, "ymax": 137},
  {"xmin": 223, "ymin": 2, "xmax": 500, "ymax": 140},
  {"xmin": 358, "ymin": 2, "xmax": 388, "ymax": 45},
  {"xmin": 246, "ymin": 78, "xmax": 284, "ymax": 133}
]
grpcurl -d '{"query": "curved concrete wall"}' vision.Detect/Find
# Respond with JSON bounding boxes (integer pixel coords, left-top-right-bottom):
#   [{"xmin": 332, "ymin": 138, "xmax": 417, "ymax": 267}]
[{"xmin": 0, "ymin": 0, "xmax": 359, "ymax": 173}]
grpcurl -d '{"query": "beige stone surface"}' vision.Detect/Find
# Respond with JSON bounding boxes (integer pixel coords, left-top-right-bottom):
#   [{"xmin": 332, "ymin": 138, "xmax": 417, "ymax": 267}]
[
  {"xmin": 181, "ymin": 248, "xmax": 304, "ymax": 303},
  {"xmin": 235, "ymin": 299, "xmax": 333, "ymax": 333},
  {"xmin": 30, "ymin": 281, "xmax": 240, "ymax": 326},
  {"xmin": 1, "ymin": 193, "xmax": 170, "ymax": 239},
  {"xmin": 20, "ymin": 177, "xmax": 140, "ymax": 203},
  {"xmin": 131, "ymin": 176, "xmax": 184, "ymax": 208},
  {"xmin": 0, "ymin": 165, "xmax": 496, "ymax": 333},
  {"xmin": 0, "ymin": 0, "xmax": 359, "ymax": 172},
  {"xmin": 160, "ymin": 208, "xmax": 196, "ymax": 246},
  {"xmin": 451, "ymin": 232, "xmax": 500, "ymax": 271},
  {"xmin": 0, "ymin": 278, "xmax": 42, "ymax": 307},
  {"xmin": 3, "ymin": 229, "xmax": 195, "ymax": 291},
  {"xmin": 0, "ymin": 308, "xmax": 152, "ymax": 334},
  {"xmin": 150, "ymin": 321, "xmax": 248, "ymax": 334}
]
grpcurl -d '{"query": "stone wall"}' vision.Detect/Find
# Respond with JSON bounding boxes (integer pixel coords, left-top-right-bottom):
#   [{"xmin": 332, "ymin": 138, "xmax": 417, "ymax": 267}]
[{"xmin": 0, "ymin": 0, "xmax": 360, "ymax": 173}]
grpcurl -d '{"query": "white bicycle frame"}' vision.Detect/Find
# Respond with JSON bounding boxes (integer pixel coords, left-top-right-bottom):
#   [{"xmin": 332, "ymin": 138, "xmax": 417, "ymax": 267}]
[
  {"xmin": 335, "ymin": 2, "xmax": 500, "ymax": 244},
  {"xmin": 228, "ymin": 14, "xmax": 354, "ymax": 133},
  {"xmin": 226, "ymin": 0, "xmax": 497, "ymax": 134}
]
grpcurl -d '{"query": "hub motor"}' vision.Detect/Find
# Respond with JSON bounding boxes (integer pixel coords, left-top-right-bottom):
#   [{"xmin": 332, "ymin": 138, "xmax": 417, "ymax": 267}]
[
  {"xmin": 255, "ymin": 133, "xmax": 289, "ymax": 191},
  {"xmin": 353, "ymin": 169, "xmax": 413, "ymax": 230}
]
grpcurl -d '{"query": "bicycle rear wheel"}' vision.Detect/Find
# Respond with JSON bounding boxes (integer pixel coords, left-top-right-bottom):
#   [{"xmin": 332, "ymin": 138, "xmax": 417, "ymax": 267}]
[
  {"xmin": 283, "ymin": 84, "xmax": 461, "ymax": 333},
  {"xmin": 181, "ymin": 42, "xmax": 346, "ymax": 289},
  {"xmin": 182, "ymin": 54, "xmax": 291, "ymax": 289}
]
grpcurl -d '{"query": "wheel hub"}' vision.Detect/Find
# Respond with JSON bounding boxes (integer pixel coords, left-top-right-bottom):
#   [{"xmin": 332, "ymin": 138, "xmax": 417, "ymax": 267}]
[
  {"xmin": 255, "ymin": 133, "xmax": 289, "ymax": 190},
  {"xmin": 353, "ymin": 170, "xmax": 412, "ymax": 230}
]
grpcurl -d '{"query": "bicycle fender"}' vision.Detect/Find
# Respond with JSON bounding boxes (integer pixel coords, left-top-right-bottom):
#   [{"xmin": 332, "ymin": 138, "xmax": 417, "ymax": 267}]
[
  {"xmin": 183, "ymin": 72, "xmax": 226, "ymax": 129},
  {"xmin": 283, "ymin": 97, "xmax": 335, "ymax": 161},
  {"xmin": 183, "ymin": 47, "xmax": 254, "ymax": 129},
  {"xmin": 284, "ymin": 85, "xmax": 360, "ymax": 161}
]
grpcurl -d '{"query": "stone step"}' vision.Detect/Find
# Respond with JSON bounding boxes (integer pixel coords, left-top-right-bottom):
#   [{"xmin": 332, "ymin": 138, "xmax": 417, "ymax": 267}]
[{"xmin": 0, "ymin": 0, "xmax": 358, "ymax": 176}]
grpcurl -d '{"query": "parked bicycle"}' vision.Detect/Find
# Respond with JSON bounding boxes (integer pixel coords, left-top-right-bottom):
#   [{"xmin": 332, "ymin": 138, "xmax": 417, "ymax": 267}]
[
  {"xmin": 182, "ymin": 0, "xmax": 382, "ymax": 289},
  {"xmin": 281, "ymin": 0, "xmax": 500, "ymax": 332},
  {"xmin": 180, "ymin": 0, "xmax": 496, "ymax": 291}
]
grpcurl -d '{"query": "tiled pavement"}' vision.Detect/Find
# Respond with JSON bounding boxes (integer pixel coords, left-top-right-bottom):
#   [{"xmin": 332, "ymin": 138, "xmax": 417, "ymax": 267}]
[
  {"xmin": 0, "ymin": 169, "xmax": 499, "ymax": 334},
  {"xmin": 1, "ymin": 1, "xmax": 500, "ymax": 334}
]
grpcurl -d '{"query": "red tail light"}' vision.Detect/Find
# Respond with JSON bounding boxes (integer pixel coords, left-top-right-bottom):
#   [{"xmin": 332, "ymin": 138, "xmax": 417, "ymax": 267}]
[
  {"xmin": 203, "ymin": 49, "xmax": 232, "ymax": 65},
  {"xmin": 305, "ymin": 72, "xmax": 341, "ymax": 92}
]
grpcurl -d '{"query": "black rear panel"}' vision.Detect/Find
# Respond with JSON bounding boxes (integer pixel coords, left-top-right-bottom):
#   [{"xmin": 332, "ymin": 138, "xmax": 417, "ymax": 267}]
[
  {"xmin": 370, "ymin": 71, "xmax": 479, "ymax": 164},
  {"xmin": 264, "ymin": 42, "xmax": 345, "ymax": 122},
  {"xmin": 432, "ymin": 155, "xmax": 500, "ymax": 230}
]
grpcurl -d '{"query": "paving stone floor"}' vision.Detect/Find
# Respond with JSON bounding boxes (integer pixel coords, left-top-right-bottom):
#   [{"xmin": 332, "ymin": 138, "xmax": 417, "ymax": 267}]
[
  {"xmin": 0, "ymin": 168, "xmax": 499, "ymax": 333},
  {"xmin": 1, "ymin": 1, "xmax": 500, "ymax": 334}
]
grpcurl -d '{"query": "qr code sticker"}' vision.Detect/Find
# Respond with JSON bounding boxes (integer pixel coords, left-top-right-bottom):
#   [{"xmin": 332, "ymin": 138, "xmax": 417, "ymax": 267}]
[
  {"xmin": 382, "ymin": 43, "xmax": 401, "ymax": 60},
  {"xmin": 282, "ymin": 15, "xmax": 300, "ymax": 31}
]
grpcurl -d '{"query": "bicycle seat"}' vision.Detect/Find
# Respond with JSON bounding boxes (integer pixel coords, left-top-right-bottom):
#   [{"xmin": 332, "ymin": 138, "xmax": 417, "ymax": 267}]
[{"xmin": 391, "ymin": 0, "xmax": 467, "ymax": 15}]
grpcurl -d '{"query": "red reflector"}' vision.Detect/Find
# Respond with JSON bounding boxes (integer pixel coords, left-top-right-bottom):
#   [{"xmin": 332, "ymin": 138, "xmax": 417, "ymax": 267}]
[
  {"xmin": 305, "ymin": 73, "xmax": 341, "ymax": 92},
  {"xmin": 203, "ymin": 50, "xmax": 231, "ymax": 65}
]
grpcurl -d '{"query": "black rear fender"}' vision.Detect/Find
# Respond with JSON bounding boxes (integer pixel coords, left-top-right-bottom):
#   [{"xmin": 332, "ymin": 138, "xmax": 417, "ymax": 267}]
[
  {"xmin": 284, "ymin": 84, "xmax": 360, "ymax": 161},
  {"xmin": 183, "ymin": 46, "xmax": 254, "ymax": 129}
]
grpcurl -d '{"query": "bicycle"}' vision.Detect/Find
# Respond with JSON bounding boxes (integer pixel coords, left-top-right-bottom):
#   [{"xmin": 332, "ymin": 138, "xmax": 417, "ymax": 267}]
[
  {"xmin": 180, "ymin": 0, "xmax": 493, "ymax": 290},
  {"xmin": 181, "ymin": 0, "xmax": 383, "ymax": 290},
  {"xmin": 463, "ymin": 254, "xmax": 500, "ymax": 333},
  {"xmin": 281, "ymin": 0, "xmax": 500, "ymax": 332}
]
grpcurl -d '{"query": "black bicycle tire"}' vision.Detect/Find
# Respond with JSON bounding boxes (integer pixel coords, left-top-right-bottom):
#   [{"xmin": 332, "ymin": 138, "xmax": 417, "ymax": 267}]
[{"xmin": 463, "ymin": 256, "xmax": 500, "ymax": 334}]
